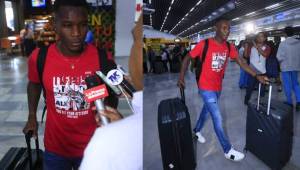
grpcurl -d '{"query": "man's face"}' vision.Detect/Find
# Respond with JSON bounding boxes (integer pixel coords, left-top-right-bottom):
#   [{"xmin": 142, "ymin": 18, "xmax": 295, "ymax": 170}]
[
  {"xmin": 55, "ymin": 6, "xmax": 88, "ymax": 55},
  {"xmin": 256, "ymin": 33, "xmax": 266, "ymax": 43},
  {"xmin": 215, "ymin": 20, "xmax": 230, "ymax": 41}
]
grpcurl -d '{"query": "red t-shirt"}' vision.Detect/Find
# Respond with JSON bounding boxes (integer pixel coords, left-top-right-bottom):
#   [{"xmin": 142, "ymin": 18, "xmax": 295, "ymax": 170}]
[
  {"xmin": 28, "ymin": 43, "xmax": 110, "ymax": 157},
  {"xmin": 190, "ymin": 38, "xmax": 238, "ymax": 91}
]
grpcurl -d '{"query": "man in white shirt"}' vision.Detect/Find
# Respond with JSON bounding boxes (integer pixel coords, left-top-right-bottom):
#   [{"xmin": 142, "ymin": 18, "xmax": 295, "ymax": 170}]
[
  {"xmin": 276, "ymin": 27, "xmax": 300, "ymax": 111},
  {"xmin": 244, "ymin": 32, "xmax": 271, "ymax": 105},
  {"xmin": 80, "ymin": 15, "xmax": 143, "ymax": 170}
]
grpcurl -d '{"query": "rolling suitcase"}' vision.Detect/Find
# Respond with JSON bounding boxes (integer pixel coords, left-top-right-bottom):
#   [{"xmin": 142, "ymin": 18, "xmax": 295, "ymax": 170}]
[
  {"xmin": 158, "ymin": 88, "xmax": 196, "ymax": 170},
  {"xmin": 245, "ymin": 83, "xmax": 293, "ymax": 170},
  {"xmin": 0, "ymin": 131, "xmax": 43, "ymax": 170}
]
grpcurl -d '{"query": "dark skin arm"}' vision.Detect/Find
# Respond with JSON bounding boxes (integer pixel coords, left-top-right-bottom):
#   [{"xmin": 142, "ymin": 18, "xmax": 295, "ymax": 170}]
[
  {"xmin": 23, "ymin": 82, "xmax": 42, "ymax": 139},
  {"xmin": 177, "ymin": 53, "xmax": 269, "ymax": 88},
  {"xmin": 177, "ymin": 54, "xmax": 192, "ymax": 88},
  {"xmin": 253, "ymin": 43, "xmax": 270, "ymax": 58}
]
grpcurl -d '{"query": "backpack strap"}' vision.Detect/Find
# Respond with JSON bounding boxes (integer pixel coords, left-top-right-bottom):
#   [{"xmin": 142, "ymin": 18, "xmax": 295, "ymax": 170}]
[
  {"xmin": 195, "ymin": 39, "xmax": 209, "ymax": 82},
  {"xmin": 36, "ymin": 46, "xmax": 49, "ymax": 123},
  {"xmin": 226, "ymin": 41, "xmax": 231, "ymax": 56},
  {"xmin": 97, "ymin": 48, "xmax": 108, "ymax": 70}
]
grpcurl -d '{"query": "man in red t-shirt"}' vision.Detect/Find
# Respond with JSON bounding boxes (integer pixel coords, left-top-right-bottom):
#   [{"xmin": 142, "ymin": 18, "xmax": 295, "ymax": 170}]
[
  {"xmin": 23, "ymin": 0, "xmax": 122, "ymax": 169},
  {"xmin": 178, "ymin": 18, "xmax": 268, "ymax": 162}
]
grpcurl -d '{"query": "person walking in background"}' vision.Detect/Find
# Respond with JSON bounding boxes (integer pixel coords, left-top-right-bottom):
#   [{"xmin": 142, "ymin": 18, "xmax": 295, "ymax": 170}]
[
  {"xmin": 266, "ymin": 40, "xmax": 281, "ymax": 92},
  {"xmin": 147, "ymin": 46, "xmax": 156, "ymax": 73},
  {"xmin": 20, "ymin": 24, "xmax": 36, "ymax": 57},
  {"xmin": 276, "ymin": 26, "xmax": 300, "ymax": 111},
  {"xmin": 244, "ymin": 32, "xmax": 271, "ymax": 105}
]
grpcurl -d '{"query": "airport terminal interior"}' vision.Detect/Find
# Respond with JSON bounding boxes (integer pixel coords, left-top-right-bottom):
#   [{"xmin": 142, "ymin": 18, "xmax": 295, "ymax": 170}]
[{"xmin": 0, "ymin": 0, "xmax": 300, "ymax": 169}]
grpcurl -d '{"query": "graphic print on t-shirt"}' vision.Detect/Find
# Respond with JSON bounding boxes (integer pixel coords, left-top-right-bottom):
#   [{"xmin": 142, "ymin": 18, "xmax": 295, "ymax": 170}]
[
  {"xmin": 211, "ymin": 52, "xmax": 227, "ymax": 72},
  {"xmin": 53, "ymin": 76, "xmax": 90, "ymax": 119}
]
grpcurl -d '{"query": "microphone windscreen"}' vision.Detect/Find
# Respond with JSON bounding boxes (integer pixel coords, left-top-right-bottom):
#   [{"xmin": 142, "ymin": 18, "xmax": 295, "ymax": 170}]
[{"xmin": 85, "ymin": 75, "xmax": 101, "ymax": 89}]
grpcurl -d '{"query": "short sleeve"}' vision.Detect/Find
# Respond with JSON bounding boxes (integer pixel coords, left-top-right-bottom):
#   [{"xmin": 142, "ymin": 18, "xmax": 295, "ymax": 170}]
[
  {"xmin": 28, "ymin": 48, "xmax": 41, "ymax": 83},
  {"xmin": 189, "ymin": 40, "xmax": 205, "ymax": 59},
  {"xmin": 229, "ymin": 44, "xmax": 238, "ymax": 59}
]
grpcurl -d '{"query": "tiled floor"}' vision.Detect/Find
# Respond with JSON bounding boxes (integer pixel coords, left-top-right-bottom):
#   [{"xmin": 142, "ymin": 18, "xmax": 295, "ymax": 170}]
[
  {"xmin": 0, "ymin": 54, "xmax": 133, "ymax": 160},
  {"xmin": 143, "ymin": 61, "xmax": 300, "ymax": 170}
]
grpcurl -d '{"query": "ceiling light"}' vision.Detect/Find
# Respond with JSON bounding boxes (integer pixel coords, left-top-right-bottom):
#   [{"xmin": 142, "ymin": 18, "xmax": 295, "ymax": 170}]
[
  {"xmin": 190, "ymin": 7, "xmax": 195, "ymax": 12},
  {"xmin": 212, "ymin": 12, "xmax": 218, "ymax": 15},
  {"xmin": 265, "ymin": 3, "xmax": 280, "ymax": 10},
  {"xmin": 196, "ymin": 0, "xmax": 203, "ymax": 6},
  {"xmin": 246, "ymin": 12, "xmax": 255, "ymax": 16},
  {"xmin": 219, "ymin": 8, "xmax": 225, "ymax": 12},
  {"xmin": 232, "ymin": 17, "xmax": 240, "ymax": 21},
  {"xmin": 245, "ymin": 22, "xmax": 255, "ymax": 33}
]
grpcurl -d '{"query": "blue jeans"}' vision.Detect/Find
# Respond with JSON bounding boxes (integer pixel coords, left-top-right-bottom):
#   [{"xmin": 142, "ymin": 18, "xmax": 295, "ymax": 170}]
[
  {"xmin": 44, "ymin": 150, "xmax": 82, "ymax": 170},
  {"xmin": 282, "ymin": 71, "xmax": 300, "ymax": 105},
  {"xmin": 194, "ymin": 89, "xmax": 231, "ymax": 153},
  {"xmin": 239, "ymin": 68, "xmax": 249, "ymax": 88}
]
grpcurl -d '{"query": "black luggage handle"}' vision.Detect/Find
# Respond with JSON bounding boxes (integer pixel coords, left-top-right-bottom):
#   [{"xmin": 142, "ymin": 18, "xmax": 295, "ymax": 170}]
[
  {"xmin": 179, "ymin": 87, "xmax": 185, "ymax": 104},
  {"xmin": 25, "ymin": 130, "xmax": 40, "ymax": 169}
]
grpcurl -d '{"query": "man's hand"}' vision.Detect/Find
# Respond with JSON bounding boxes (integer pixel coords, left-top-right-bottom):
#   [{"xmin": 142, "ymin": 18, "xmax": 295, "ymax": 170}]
[
  {"xmin": 93, "ymin": 106, "xmax": 123, "ymax": 126},
  {"xmin": 177, "ymin": 78, "xmax": 185, "ymax": 89},
  {"xmin": 256, "ymin": 75, "xmax": 269, "ymax": 85},
  {"xmin": 23, "ymin": 115, "xmax": 38, "ymax": 139}
]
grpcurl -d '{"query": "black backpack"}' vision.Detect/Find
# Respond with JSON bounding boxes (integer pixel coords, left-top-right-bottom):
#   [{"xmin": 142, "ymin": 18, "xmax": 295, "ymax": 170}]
[
  {"xmin": 36, "ymin": 46, "xmax": 118, "ymax": 123},
  {"xmin": 194, "ymin": 39, "xmax": 230, "ymax": 83}
]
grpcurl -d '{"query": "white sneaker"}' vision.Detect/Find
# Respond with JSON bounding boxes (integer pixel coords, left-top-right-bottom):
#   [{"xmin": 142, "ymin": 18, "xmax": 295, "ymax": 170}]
[
  {"xmin": 224, "ymin": 148, "xmax": 245, "ymax": 162},
  {"xmin": 195, "ymin": 132, "xmax": 206, "ymax": 143}
]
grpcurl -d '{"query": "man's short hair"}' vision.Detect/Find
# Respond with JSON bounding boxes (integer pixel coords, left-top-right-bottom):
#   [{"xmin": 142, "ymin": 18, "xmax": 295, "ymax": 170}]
[
  {"xmin": 214, "ymin": 17, "xmax": 230, "ymax": 25},
  {"xmin": 284, "ymin": 26, "xmax": 294, "ymax": 37},
  {"xmin": 53, "ymin": 0, "xmax": 89, "ymax": 14}
]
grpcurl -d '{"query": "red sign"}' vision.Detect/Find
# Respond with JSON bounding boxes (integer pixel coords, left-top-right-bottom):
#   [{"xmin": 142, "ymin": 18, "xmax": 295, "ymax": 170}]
[{"xmin": 83, "ymin": 84, "xmax": 109, "ymax": 102}]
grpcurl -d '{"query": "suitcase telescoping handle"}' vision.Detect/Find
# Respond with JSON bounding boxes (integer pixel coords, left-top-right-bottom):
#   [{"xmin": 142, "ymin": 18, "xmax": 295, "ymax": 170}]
[
  {"xmin": 25, "ymin": 130, "xmax": 40, "ymax": 169},
  {"xmin": 257, "ymin": 83, "xmax": 272, "ymax": 116},
  {"xmin": 179, "ymin": 87, "xmax": 185, "ymax": 104}
]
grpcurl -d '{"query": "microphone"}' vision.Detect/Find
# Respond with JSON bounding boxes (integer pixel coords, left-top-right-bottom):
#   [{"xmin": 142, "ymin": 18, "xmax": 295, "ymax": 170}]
[
  {"xmin": 95, "ymin": 71, "xmax": 122, "ymax": 96},
  {"xmin": 103, "ymin": 62, "xmax": 136, "ymax": 98},
  {"xmin": 84, "ymin": 75, "xmax": 109, "ymax": 125}
]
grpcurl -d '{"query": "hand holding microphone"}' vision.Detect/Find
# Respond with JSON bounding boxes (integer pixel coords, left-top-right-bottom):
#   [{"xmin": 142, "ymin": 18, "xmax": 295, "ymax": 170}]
[{"xmin": 84, "ymin": 75, "xmax": 122, "ymax": 126}]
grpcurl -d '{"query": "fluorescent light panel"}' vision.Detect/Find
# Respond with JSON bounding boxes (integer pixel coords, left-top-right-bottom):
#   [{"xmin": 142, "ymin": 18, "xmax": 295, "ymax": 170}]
[
  {"xmin": 265, "ymin": 3, "xmax": 280, "ymax": 10},
  {"xmin": 170, "ymin": 0, "xmax": 203, "ymax": 33},
  {"xmin": 246, "ymin": 11, "xmax": 255, "ymax": 16}
]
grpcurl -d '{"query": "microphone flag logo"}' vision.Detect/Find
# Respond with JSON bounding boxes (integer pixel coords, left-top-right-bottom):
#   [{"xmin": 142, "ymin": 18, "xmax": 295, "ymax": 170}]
[{"xmin": 107, "ymin": 69, "xmax": 123, "ymax": 86}]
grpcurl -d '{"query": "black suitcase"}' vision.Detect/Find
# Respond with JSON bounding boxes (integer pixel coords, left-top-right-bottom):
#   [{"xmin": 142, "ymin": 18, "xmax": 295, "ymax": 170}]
[
  {"xmin": 158, "ymin": 88, "xmax": 196, "ymax": 170},
  {"xmin": 0, "ymin": 131, "xmax": 43, "ymax": 170},
  {"xmin": 245, "ymin": 83, "xmax": 293, "ymax": 170}
]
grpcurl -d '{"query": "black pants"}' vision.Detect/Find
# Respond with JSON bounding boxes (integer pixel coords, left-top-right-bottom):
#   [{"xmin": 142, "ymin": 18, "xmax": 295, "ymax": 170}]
[
  {"xmin": 143, "ymin": 62, "xmax": 148, "ymax": 73},
  {"xmin": 162, "ymin": 60, "xmax": 168, "ymax": 72},
  {"xmin": 245, "ymin": 74, "xmax": 266, "ymax": 104}
]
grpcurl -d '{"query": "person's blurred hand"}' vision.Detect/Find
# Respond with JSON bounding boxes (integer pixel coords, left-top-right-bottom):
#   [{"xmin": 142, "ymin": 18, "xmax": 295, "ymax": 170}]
[
  {"xmin": 92, "ymin": 106, "xmax": 123, "ymax": 126},
  {"xmin": 256, "ymin": 75, "xmax": 269, "ymax": 85}
]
